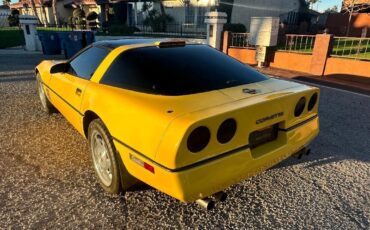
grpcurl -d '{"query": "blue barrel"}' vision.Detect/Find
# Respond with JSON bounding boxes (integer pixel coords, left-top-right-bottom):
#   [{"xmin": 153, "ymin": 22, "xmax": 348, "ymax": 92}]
[
  {"xmin": 63, "ymin": 32, "xmax": 83, "ymax": 59},
  {"xmin": 39, "ymin": 32, "xmax": 61, "ymax": 55}
]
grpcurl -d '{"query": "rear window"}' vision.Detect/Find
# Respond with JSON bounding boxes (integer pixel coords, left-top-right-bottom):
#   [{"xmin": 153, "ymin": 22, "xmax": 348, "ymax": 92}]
[{"xmin": 100, "ymin": 45, "xmax": 268, "ymax": 95}]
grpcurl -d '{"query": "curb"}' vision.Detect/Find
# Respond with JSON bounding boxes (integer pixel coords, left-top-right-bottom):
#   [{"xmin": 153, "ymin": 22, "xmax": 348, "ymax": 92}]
[{"xmin": 0, "ymin": 70, "xmax": 34, "ymax": 77}]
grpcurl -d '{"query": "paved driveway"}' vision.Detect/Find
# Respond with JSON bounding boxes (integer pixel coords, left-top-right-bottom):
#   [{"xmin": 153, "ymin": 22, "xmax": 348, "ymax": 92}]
[{"xmin": 0, "ymin": 54, "xmax": 369, "ymax": 229}]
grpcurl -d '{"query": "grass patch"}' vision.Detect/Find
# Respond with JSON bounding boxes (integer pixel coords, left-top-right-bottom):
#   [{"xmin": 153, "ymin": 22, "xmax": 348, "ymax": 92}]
[
  {"xmin": 0, "ymin": 27, "xmax": 25, "ymax": 49},
  {"xmin": 36, "ymin": 26, "xmax": 74, "ymax": 32}
]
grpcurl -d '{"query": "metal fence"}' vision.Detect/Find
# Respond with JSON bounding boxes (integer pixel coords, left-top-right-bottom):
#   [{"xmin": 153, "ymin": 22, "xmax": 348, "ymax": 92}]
[
  {"xmin": 229, "ymin": 33, "xmax": 254, "ymax": 48},
  {"xmin": 331, "ymin": 37, "xmax": 370, "ymax": 61},
  {"xmin": 36, "ymin": 23, "xmax": 93, "ymax": 32},
  {"xmin": 133, "ymin": 23, "xmax": 207, "ymax": 39},
  {"xmin": 278, "ymin": 34, "xmax": 316, "ymax": 54}
]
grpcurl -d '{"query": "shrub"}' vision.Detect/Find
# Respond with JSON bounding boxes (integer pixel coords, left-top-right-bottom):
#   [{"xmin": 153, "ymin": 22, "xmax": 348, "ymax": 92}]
[{"xmin": 106, "ymin": 24, "xmax": 139, "ymax": 35}]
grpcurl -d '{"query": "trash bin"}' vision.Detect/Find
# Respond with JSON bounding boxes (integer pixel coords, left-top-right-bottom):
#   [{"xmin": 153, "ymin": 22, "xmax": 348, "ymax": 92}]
[
  {"xmin": 63, "ymin": 32, "xmax": 83, "ymax": 59},
  {"xmin": 84, "ymin": 31, "xmax": 95, "ymax": 45},
  {"xmin": 38, "ymin": 32, "xmax": 61, "ymax": 55},
  {"xmin": 56, "ymin": 32, "xmax": 69, "ymax": 51}
]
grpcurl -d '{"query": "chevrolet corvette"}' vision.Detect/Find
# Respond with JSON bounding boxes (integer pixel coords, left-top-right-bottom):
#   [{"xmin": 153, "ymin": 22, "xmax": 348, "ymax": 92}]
[{"xmin": 35, "ymin": 39, "xmax": 319, "ymax": 209}]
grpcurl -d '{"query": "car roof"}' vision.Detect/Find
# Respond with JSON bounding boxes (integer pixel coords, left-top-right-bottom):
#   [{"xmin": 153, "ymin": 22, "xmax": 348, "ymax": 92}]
[{"xmin": 93, "ymin": 39, "xmax": 164, "ymax": 49}]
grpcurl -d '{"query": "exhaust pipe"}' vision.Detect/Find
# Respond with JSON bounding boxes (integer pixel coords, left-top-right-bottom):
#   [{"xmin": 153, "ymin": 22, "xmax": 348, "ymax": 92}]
[
  {"xmin": 293, "ymin": 147, "xmax": 311, "ymax": 159},
  {"xmin": 213, "ymin": 191, "xmax": 228, "ymax": 202},
  {"xmin": 196, "ymin": 198, "xmax": 215, "ymax": 210}
]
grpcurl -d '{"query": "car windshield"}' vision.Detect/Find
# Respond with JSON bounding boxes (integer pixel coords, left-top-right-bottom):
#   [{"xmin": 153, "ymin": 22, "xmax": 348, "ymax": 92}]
[{"xmin": 100, "ymin": 44, "xmax": 268, "ymax": 96}]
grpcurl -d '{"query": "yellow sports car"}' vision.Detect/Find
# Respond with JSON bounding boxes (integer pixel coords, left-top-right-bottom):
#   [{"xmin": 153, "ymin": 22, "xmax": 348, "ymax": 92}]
[{"xmin": 35, "ymin": 39, "xmax": 319, "ymax": 209}]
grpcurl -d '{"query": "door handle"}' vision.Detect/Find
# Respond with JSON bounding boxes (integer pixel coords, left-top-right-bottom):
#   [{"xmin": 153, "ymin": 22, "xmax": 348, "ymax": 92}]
[{"xmin": 75, "ymin": 88, "xmax": 82, "ymax": 96}]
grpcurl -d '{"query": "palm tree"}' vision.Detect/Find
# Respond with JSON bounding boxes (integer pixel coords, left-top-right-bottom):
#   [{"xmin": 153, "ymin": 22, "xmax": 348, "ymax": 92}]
[
  {"xmin": 52, "ymin": 0, "xmax": 59, "ymax": 26},
  {"xmin": 30, "ymin": 0, "xmax": 41, "ymax": 23},
  {"xmin": 153, "ymin": 0, "xmax": 167, "ymax": 31},
  {"xmin": 40, "ymin": 0, "xmax": 48, "ymax": 26}
]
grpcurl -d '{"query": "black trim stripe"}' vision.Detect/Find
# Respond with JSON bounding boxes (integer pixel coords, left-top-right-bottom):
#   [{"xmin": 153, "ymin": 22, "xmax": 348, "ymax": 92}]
[
  {"xmin": 42, "ymin": 82, "xmax": 84, "ymax": 116},
  {"xmin": 279, "ymin": 115, "xmax": 318, "ymax": 132},
  {"xmin": 112, "ymin": 136, "xmax": 250, "ymax": 173}
]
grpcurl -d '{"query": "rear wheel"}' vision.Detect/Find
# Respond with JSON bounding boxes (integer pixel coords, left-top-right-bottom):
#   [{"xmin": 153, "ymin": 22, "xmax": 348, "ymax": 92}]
[
  {"xmin": 88, "ymin": 119, "xmax": 136, "ymax": 194},
  {"xmin": 36, "ymin": 73, "xmax": 55, "ymax": 114}
]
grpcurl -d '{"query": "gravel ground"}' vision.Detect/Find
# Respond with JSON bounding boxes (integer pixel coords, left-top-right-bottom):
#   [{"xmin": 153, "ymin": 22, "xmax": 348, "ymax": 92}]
[{"xmin": 0, "ymin": 72, "xmax": 369, "ymax": 229}]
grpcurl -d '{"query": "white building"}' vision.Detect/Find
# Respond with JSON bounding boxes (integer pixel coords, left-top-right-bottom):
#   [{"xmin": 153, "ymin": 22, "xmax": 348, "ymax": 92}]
[
  {"xmin": 154, "ymin": 0, "xmax": 305, "ymax": 31},
  {"xmin": 0, "ymin": 5, "xmax": 11, "ymax": 27}
]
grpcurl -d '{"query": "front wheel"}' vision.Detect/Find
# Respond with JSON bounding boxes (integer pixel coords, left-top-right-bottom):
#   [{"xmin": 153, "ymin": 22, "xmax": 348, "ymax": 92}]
[{"xmin": 36, "ymin": 73, "xmax": 55, "ymax": 114}]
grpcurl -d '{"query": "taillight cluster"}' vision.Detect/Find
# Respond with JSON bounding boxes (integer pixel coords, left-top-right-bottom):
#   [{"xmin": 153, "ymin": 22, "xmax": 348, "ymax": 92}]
[
  {"xmin": 187, "ymin": 118, "xmax": 237, "ymax": 153},
  {"xmin": 294, "ymin": 93, "xmax": 318, "ymax": 117}
]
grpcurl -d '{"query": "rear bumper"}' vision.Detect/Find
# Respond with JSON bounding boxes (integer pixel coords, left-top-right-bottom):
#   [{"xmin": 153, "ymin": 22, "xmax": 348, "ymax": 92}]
[{"xmin": 115, "ymin": 116, "xmax": 319, "ymax": 202}]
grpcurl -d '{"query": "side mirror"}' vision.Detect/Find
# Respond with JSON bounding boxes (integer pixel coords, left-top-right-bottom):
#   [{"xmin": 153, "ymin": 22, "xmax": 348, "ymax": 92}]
[{"xmin": 50, "ymin": 62, "xmax": 70, "ymax": 74}]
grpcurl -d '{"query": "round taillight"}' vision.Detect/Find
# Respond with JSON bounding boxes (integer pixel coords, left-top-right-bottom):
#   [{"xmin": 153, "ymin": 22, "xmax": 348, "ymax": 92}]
[
  {"xmin": 294, "ymin": 97, "xmax": 306, "ymax": 117},
  {"xmin": 308, "ymin": 93, "xmax": 318, "ymax": 111},
  {"xmin": 187, "ymin": 126, "xmax": 210, "ymax": 153},
  {"xmin": 217, "ymin": 118, "xmax": 237, "ymax": 144}
]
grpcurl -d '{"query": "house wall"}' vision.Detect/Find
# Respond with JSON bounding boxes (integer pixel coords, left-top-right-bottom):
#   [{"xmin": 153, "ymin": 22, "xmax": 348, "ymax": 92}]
[
  {"xmin": 228, "ymin": 48, "xmax": 258, "ymax": 65},
  {"xmin": 324, "ymin": 57, "xmax": 370, "ymax": 77},
  {"xmin": 156, "ymin": 0, "xmax": 210, "ymax": 25},
  {"xmin": 0, "ymin": 9, "xmax": 10, "ymax": 27},
  {"xmin": 155, "ymin": 0, "xmax": 301, "ymax": 29},
  {"xmin": 230, "ymin": 0, "xmax": 301, "ymax": 31},
  {"xmin": 269, "ymin": 51, "xmax": 312, "ymax": 73}
]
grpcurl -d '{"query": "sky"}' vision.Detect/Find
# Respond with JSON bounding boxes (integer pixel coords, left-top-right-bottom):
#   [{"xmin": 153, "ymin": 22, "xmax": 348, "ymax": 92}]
[
  {"xmin": 8, "ymin": 0, "xmax": 343, "ymax": 12},
  {"xmin": 314, "ymin": 0, "xmax": 343, "ymax": 12}
]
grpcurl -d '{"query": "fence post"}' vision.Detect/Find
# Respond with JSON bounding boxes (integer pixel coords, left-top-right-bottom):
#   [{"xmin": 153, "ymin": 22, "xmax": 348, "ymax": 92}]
[
  {"xmin": 309, "ymin": 34, "xmax": 333, "ymax": 76},
  {"xmin": 19, "ymin": 15, "xmax": 40, "ymax": 51},
  {"xmin": 222, "ymin": 31, "xmax": 230, "ymax": 54}
]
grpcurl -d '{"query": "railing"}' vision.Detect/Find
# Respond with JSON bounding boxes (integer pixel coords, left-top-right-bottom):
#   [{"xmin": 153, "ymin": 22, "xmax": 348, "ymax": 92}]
[
  {"xmin": 133, "ymin": 23, "xmax": 207, "ymax": 39},
  {"xmin": 229, "ymin": 33, "xmax": 254, "ymax": 48},
  {"xmin": 278, "ymin": 34, "xmax": 316, "ymax": 54},
  {"xmin": 331, "ymin": 37, "xmax": 370, "ymax": 61}
]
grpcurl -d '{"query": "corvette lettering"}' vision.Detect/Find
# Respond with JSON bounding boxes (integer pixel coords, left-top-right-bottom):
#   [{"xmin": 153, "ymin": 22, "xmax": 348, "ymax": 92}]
[{"xmin": 256, "ymin": 112, "xmax": 284, "ymax": 124}]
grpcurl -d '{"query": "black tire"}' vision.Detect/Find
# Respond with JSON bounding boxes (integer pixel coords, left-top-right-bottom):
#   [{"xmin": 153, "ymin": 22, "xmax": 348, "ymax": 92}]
[
  {"xmin": 36, "ymin": 73, "xmax": 56, "ymax": 114},
  {"xmin": 88, "ymin": 118, "xmax": 136, "ymax": 194}
]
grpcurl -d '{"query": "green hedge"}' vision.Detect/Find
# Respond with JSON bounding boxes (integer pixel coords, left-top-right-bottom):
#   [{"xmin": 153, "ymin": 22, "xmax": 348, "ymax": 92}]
[{"xmin": 0, "ymin": 28, "xmax": 25, "ymax": 49}]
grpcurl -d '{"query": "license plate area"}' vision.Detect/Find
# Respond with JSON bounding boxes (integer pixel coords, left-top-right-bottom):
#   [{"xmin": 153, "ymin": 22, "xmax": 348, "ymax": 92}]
[{"xmin": 249, "ymin": 124, "xmax": 279, "ymax": 149}]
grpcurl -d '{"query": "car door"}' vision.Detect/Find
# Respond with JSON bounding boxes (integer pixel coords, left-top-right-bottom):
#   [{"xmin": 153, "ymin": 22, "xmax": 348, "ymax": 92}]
[{"xmin": 49, "ymin": 46, "xmax": 110, "ymax": 131}]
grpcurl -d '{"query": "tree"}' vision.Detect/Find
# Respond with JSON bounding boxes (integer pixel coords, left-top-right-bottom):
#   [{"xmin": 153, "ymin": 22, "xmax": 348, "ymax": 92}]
[
  {"xmin": 29, "ymin": 0, "xmax": 41, "ymax": 23},
  {"xmin": 142, "ymin": 1, "xmax": 173, "ymax": 32},
  {"xmin": 324, "ymin": 5, "xmax": 338, "ymax": 13},
  {"xmin": 342, "ymin": 0, "xmax": 370, "ymax": 36},
  {"xmin": 40, "ymin": 0, "xmax": 48, "ymax": 26},
  {"xmin": 52, "ymin": 0, "xmax": 59, "ymax": 26},
  {"xmin": 2, "ymin": 0, "xmax": 10, "ymax": 6},
  {"xmin": 153, "ymin": 0, "xmax": 167, "ymax": 31},
  {"xmin": 306, "ymin": 0, "xmax": 320, "ymax": 9}
]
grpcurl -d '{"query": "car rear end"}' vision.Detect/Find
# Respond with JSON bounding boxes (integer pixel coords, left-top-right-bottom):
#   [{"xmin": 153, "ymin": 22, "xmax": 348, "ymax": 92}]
[{"xmin": 119, "ymin": 81, "xmax": 319, "ymax": 202}]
